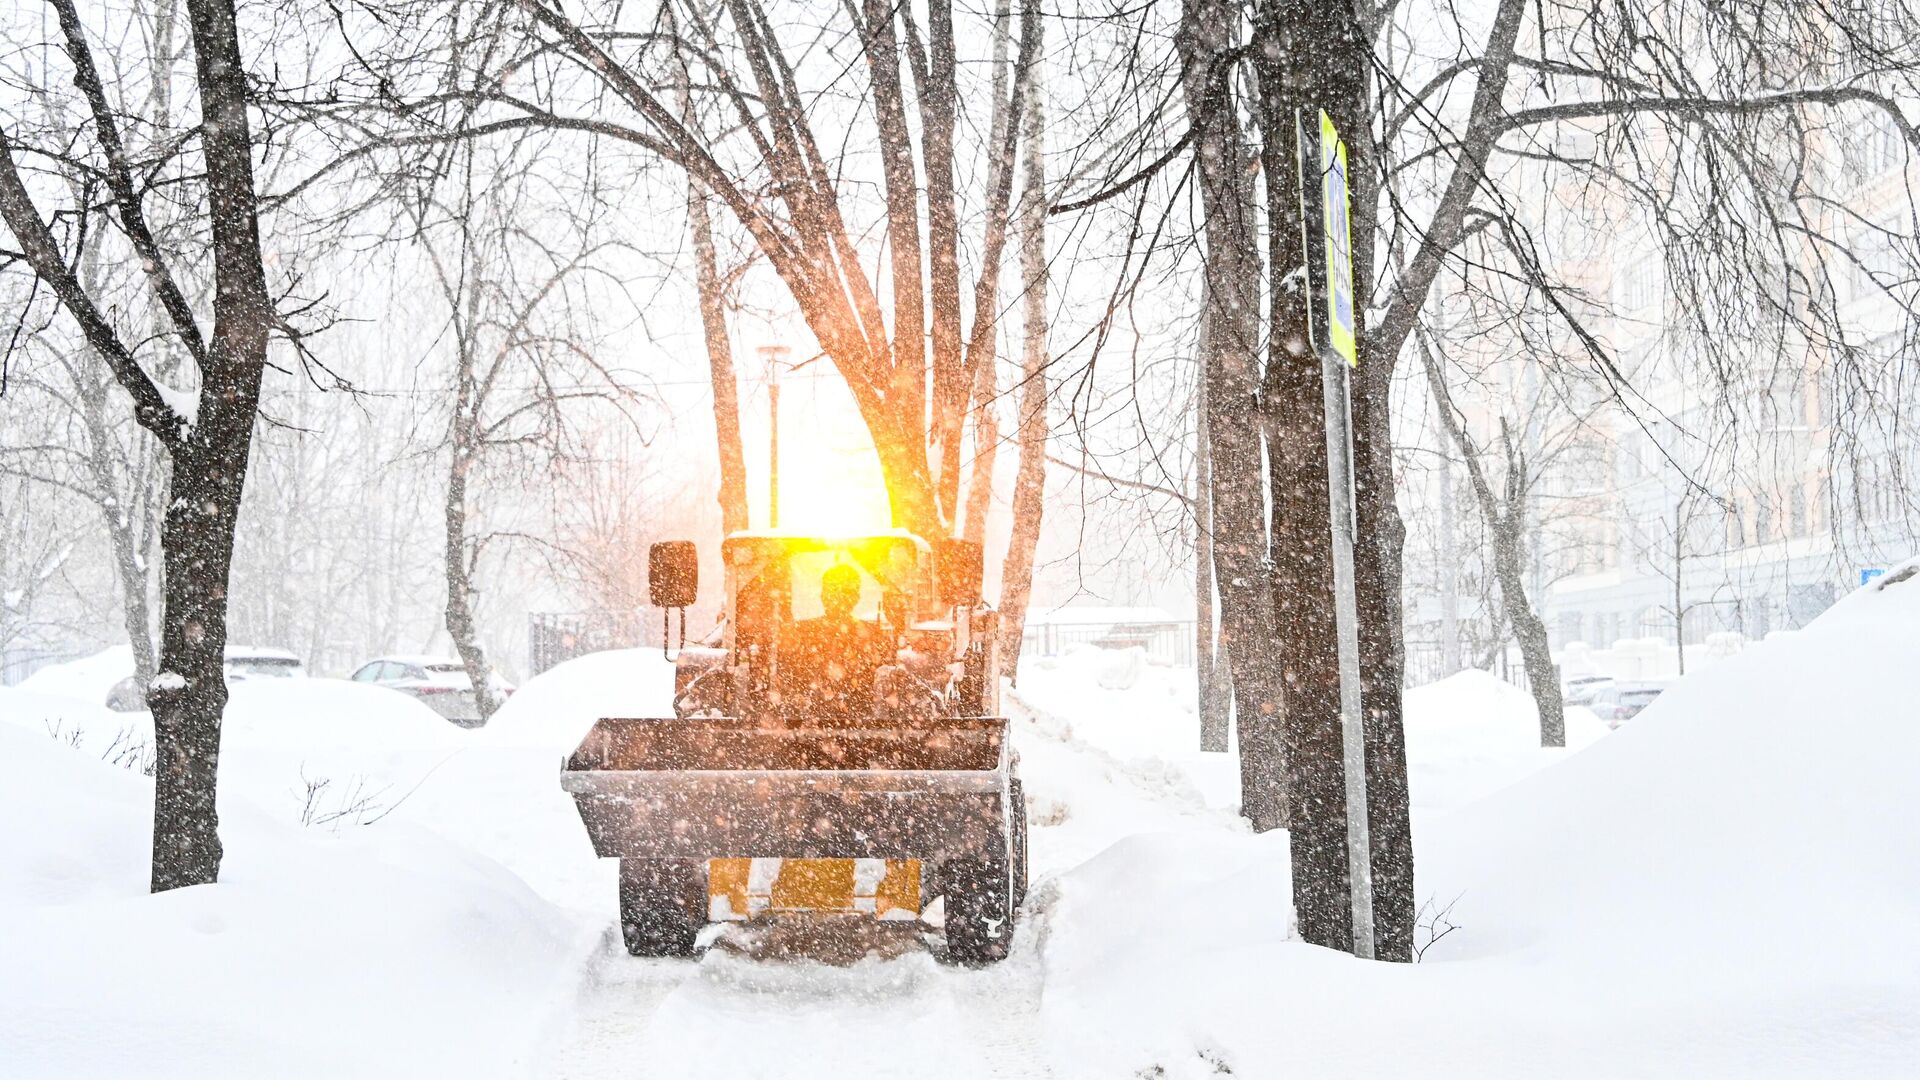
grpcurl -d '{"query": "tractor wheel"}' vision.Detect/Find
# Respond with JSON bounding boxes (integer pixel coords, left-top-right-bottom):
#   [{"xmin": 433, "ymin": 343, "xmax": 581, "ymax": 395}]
[
  {"xmin": 1010, "ymin": 778, "xmax": 1030, "ymax": 909},
  {"xmin": 942, "ymin": 855, "xmax": 1015, "ymax": 966},
  {"xmin": 618, "ymin": 858, "xmax": 706, "ymax": 958}
]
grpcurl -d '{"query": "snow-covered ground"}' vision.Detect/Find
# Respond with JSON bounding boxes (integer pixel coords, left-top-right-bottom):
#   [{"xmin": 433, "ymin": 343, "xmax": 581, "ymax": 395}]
[{"xmin": 4, "ymin": 569, "xmax": 1917, "ymax": 1077}]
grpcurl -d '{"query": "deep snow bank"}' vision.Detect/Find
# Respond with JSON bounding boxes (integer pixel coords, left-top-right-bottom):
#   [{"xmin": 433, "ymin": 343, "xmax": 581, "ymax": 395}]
[
  {"xmin": 0, "ymin": 722, "xmax": 588, "ymax": 1079},
  {"xmin": 1035, "ymin": 568, "xmax": 1920, "ymax": 1078},
  {"xmin": 0, "ymin": 673, "xmax": 474, "ymax": 833}
]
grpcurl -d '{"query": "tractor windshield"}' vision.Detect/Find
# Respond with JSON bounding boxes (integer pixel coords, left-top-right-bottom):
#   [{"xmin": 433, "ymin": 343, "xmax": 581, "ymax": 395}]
[{"xmin": 788, "ymin": 551, "xmax": 883, "ymax": 622}]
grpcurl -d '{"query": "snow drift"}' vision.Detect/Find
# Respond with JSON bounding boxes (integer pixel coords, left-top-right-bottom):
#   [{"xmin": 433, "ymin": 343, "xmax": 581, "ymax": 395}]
[
  {"xmin": 0, "ymin": 721, "xmax": 589, "ymax": 1079},
  {"xmin": 1037, "ymin": 566, "xmax": 1920, "ymax": 1078}
]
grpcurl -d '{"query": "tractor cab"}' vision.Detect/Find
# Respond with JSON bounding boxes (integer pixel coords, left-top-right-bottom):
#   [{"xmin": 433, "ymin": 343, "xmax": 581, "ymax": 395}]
[{"xmin": 662, "ymin": 531, "xmax": 995, "ymax": 723}]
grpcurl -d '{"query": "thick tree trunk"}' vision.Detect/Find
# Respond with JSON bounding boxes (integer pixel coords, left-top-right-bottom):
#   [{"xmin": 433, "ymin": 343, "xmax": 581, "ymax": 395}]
[
  {"xmin": 1252, "ymin": 3, "xmax": 1361, "ymax": 953},
  {"xmin": 1179, "ymin": 0, "xmax": 1291, "ymax": 833},
  {"xmin": 997, "ymin": 4, "xmax": 1048, "ymax": 683},
  {"xmin": 922, "ymin": 0, "xmax": 967, "ymax": 525},
  {"xmin": 1338, "ymin": 25, "xmax": 1416, "ymax": 962},
  {"xmin": 868, "ymin": 404, "xmax": 943, "ymax": 538},
  {"xmin": 147, "ymin": 443, "xmax": 248, "ymax": 892},
  {"xmin": 143, "ymin": 0, "xmax": 274, "ymax": 893}
]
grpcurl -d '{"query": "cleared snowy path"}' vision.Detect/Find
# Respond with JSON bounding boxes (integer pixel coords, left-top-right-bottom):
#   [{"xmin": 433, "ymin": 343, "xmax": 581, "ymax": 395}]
[{"xmin": 544, "ymin": 686, "xmax": 1227, "ymax": 1080}]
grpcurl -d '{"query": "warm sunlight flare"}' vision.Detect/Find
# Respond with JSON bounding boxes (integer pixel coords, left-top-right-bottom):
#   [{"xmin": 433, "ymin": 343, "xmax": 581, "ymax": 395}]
[{"xmin": 773, "ymin": 439, "xmax": 894, "ymax": 535}]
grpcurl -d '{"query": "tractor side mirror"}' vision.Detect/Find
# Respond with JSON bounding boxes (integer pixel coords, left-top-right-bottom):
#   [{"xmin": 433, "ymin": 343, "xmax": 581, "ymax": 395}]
[
  {"xmin": 649, "ymin": 541, "xmax": 699, "ymax": 609},
  {"xmin": 935, "ymin": 539, "xmax": 984, "ymax": 608}
]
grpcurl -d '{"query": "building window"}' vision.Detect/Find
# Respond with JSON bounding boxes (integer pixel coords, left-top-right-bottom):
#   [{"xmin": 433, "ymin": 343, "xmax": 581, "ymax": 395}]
[
  {"xmin": 1790, "ymin": 485, "xmax": 1808, "ymax": 538},
  {"xmin": 1618, "ymin": 256, "xmax": 1661, "ymax": 312},
  {"xmin": 1849, "ymin": 216, "xmax": 1902, "ymax": 300}
]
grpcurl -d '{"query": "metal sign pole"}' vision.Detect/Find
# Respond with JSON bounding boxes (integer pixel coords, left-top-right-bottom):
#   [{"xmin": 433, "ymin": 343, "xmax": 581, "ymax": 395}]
[{"xmin": 1298, "ymin": 107, "xmax": 1375, "ymax": 960}]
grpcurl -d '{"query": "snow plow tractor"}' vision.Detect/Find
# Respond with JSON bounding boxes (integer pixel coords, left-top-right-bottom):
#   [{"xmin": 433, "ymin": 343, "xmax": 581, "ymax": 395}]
[{"xmin": 561, "ymin": 531, "xmax": 1029, "ymax": 965}]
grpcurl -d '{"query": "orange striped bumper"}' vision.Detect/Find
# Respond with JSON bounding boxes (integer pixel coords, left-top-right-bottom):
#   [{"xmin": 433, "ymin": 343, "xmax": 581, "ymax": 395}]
[{"xmin": 707, "ymin": 858, "xmax": 921, "ymax": 921}]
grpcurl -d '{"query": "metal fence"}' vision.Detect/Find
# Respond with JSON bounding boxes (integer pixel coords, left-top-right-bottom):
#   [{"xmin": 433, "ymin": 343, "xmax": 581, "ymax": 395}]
[
  {"xmin": 1403, "ymin": 639, "xmax": 1543, "ymax": 692},
  {"xmin": 527, "ymin": 611, "xmax": 661, "ymax": 676},
  {"xmin": 1020, "ymin": 620, "xmax": 1196, "ymax": 667},
  {"xmin": 0, "ymin": 648, "xmax": 81, "ymax": 687}
]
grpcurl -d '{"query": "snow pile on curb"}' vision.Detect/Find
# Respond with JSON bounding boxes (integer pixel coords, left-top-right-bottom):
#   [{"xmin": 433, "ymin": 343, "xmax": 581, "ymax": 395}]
[
  {"xmin": 1403, "ymin": 668, "xmax": 1610, "ymax": 808},
  {"xmin": 0, "ymin": 721, "xmax": 590, "ymax": 1079},
  {"xmin": 16, "ymin": 645, "xmax": 134, "ymax": 706},
  {"xmin": 481, "ymin": 648, "xmax": 677, "ymax": 750},
  {"xmin": 1036, "ymin": 566, "xmax": 1920, "ymax": 1078}
]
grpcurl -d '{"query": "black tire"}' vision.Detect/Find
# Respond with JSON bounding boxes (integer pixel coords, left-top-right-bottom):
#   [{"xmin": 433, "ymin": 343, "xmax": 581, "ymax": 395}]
[
  {"xmin": 1009, "ymin": 778, "xmax": 1030, "ymax": 910},
  {"xmin": 618, "ymin": 858, "xmax": 706, "ymax": 958},
  {"xmin": 942, "ymin": 855, "xmax": 1015, "ymax": 966}
]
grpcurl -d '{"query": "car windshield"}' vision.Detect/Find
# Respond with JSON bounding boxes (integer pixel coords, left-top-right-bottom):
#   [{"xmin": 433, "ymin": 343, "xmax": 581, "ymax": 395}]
[{"xmin": 229, "ymin": 657, "xmax": 300, "ymax": 677}]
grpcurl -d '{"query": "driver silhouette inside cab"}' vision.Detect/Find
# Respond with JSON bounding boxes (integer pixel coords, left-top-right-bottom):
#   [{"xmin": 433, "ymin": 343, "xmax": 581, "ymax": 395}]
[{"xmin": 781, "ymin": 562, "xmax": 888, "ymax": 720}]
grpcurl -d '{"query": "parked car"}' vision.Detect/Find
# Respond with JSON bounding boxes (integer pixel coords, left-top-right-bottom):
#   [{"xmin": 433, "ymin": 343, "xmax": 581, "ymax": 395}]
[
  {"xmin": 105, "ymin": 645, "xmax": 305, "ymax": 711},
  {"xmin": 349, "ymin": 655, "xmax": 514, "ymax": 727},
  {"xmin": 1589, "ymin": 683, "xmax": 1666, "ymax": 728},
  {"xmin": 1564, "ymin": 675, "xmax": 1615, "ymax": 707}
]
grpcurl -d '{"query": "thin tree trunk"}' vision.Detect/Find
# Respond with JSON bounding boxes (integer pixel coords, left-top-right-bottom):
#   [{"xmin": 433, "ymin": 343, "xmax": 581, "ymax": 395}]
[
  {"xmin": 1496, "ymin": 515, "xmax": 1563, "ymax": 745},
  {"xmin": 443, "ymin": 400, "xmax": 497, "ymax": 720},
  {"xmin": 73, "ymin": 233, "xmax": 161, "ymax": 694},
  {"xmin": 693, "ymin": 201, "xmax": 749, "ymax": 537},
  {"xmin": 997, "ymin": 0, "xmax": 1048, "ymax": 683},
  {"xmin": 1417, "ymin": 331, "xmax": 1564, "ymax": 747},
  {"xmin": 855, "ymin": 1, "xmax": 929, "ymax": 516},
  {"xmin": 431, "ymin": 164, "xmax": 499, "ymax": 721},
  {"xmin": 1673, "ymin": 506, "xmax": 1687, "ymax": 675},
  {"xmin": 672, "ymin": 16, "xmax": 749, "ymax": 536},
  {"xmin": 1438, "ymin": 446, "xmax": 1461, "ymax": 673},
  {"xmin": 960, "ymin": 0, "xmax": 1020, "ymax": 547},
  {"xmin": 85, "ymin": 384, "xmax": 160, "ymax": 693},
  {"xmin": 1194, "ymin": 373, "xmax": 1228, "ymax": 752},
  {"xmin": 962, "ymin": 350, "xmax": 1002, "ymax": 546}
]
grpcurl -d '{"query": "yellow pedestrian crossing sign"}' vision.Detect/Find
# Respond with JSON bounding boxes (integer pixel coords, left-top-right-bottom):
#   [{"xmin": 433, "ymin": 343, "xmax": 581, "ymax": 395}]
[{"xmin": 1318, "ymin": 110, "xmax": 1357, "ymax": 367}]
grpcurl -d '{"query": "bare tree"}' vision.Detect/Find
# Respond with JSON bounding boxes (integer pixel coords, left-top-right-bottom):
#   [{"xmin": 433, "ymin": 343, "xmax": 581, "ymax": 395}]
[
  {"xmin": 669, "ymin": 7, "xmax": 750, "ymax": 537},
  {"xmin": 1416, "ymin": 327, "xmax": 1568, "ymax": 745},
  {"xmin": 401, "ymin": 127, "xmax": 641, "ymax": 720},
  {"xmin": 997, "ymin": 0, "xmax": 1051, "ymax": 682},
  {"xmin": 0, "ymin": 0, "xmax": 285, "ymax": 890}
]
